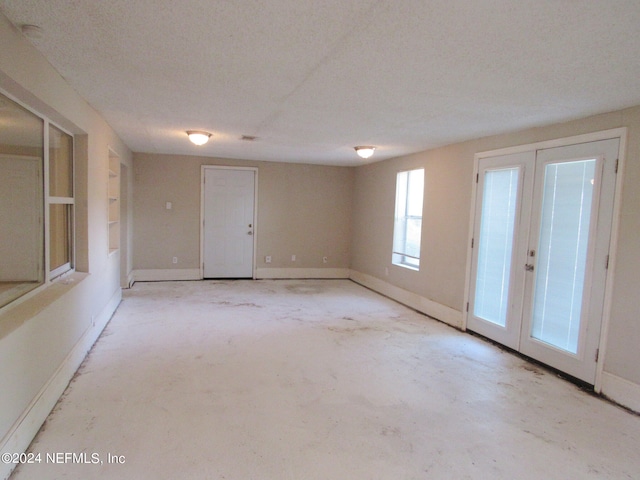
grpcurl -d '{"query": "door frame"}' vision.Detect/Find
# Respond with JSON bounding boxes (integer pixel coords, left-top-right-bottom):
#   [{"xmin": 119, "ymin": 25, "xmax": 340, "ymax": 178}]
[
  {"xmin": 200, "ymin": 165, "xmax": 259, "ymax": 280},
  {"xmin": 462, "ymin": 127, "xmax": 627, "ymax": 392}
]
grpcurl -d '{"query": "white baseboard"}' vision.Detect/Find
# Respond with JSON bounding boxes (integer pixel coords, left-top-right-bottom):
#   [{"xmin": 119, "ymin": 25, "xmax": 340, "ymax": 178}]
[
  {"xmin": 600, "ymin": 372, "xmax": 640, "ymax": 413},
  {"xmin": 132, "ymin": 269, "xmax": 201, "ymax": 282},
  {"xmin": 133, "ymin": 268, "xmax": 350, "ymax": 282},
  {"xmin": 0, "ymin": 288, "xmax": 121, "ymax": 480},
  {"xmin": 256, "ymin": 268, "xmax": 350, "ymax": 279},
  {"xmin": 349, "ymin": 270, "xmax": 463, "ymax": 329}
]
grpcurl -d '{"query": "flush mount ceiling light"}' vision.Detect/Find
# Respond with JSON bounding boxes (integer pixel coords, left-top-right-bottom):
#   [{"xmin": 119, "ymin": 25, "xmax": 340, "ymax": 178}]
[
  {"xmin": 187, "ymin": 131, "xmax": 211, "ymax": 146},
  {"xmin": 354, "ymin": 146, "xmax": 376, "ymax": 159}
]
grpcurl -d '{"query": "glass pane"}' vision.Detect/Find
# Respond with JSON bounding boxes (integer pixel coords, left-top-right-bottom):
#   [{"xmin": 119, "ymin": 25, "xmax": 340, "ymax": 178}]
[
  {"xmin": 49, "ymin": 124, "xmax": 73, "ymax": 197},
  {"xmin": 406, "ymin": 169, "xmax": 424, "ymax": 216},
  {"xmin": 50, "ymin": 204, "xmax": 71, "ymax": 272},
  {"xmin": 395, "ymin": 171, "xmax": 408, "ymax": 215},
  {"xmin": 0, "ymin": 93, "xmax": 45, "ymax": 307},
  {"xmin": 393, "ymin": 215, "xmax": 407, "ymax": 254},
  {"xmin": 404, "ymin": 217, "xmax": 422, "ymax": 258},
  {"xmin": 474, "ymin": 168, "xmax": 519, "ymax": 327},
  {"xmin": 531, "ymin": 159, "xmax": 596, "ymax": 353}
]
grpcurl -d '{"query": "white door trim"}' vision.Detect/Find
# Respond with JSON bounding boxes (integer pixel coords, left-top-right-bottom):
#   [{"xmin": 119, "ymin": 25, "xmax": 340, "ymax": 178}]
[
  {"xmin": 594, "ymin": 129, "xmax": 627, "ymax": 393},
  {"xmin": 463, "ymin": 127, "xmax": 627, "ymax": 390},
  {"xmin": 474, "ymin": 128, "xmax": 627, "ymax": 160},
  {"xmin": 200, "ymin": 165, "xmax": 258, "ymax": 279}
]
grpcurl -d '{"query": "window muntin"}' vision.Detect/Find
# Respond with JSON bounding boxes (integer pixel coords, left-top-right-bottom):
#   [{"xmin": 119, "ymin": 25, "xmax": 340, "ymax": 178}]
[{"xmin": 392, "ymin": 168, "xmax": 424, "ymax": 270}]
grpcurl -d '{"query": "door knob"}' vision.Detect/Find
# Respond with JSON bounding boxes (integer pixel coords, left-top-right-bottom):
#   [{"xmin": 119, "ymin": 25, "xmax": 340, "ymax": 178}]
[
  {"xmin": 247, "ymin": 231, "xmax": 253, "ymax": 235},
  {"xmin": 525, "ymin": 264, "xmax": 534, "ymax": 272}
]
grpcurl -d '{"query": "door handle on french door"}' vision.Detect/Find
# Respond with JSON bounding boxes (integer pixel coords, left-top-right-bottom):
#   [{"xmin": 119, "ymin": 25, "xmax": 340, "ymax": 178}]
[{"xmin": 525, "ymin": 264, "xmax": 534, "ymax": 272}]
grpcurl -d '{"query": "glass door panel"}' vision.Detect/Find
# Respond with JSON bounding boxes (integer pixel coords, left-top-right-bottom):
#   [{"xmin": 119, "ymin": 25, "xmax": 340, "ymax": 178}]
[
  {"xmin": 474, "ymin": 167, "xmax": 519, "ymax": 327},
  {"xmin": 530, "ymin": 160, "xmax": 596, "ymax": 353}
]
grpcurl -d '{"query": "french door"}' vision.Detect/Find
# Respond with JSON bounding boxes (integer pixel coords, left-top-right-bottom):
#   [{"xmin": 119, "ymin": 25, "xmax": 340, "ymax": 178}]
[
  {"xmin": 202, "ymin": 167, "xmax": 256, "ymax": 278},
  {"xmin": 467, "ymin": 138, "xmax": 619, "ymax": 383}
]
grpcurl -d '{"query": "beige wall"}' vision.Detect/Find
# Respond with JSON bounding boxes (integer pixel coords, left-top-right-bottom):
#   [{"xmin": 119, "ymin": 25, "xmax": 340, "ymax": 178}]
[
  {"xmin": 0, "ymin": 13, "xmax": 132, "ymax": 473},
  {"xmin": 351, "ymin": 106, "xmax": 640, "ymax": 388},
  {"xmin": 133, "ymin": 153, "xmax": 353, "ymax": 273},
  {"xmin": 352, "ymin": 144, "xmax": 474, "ymax": 309}
]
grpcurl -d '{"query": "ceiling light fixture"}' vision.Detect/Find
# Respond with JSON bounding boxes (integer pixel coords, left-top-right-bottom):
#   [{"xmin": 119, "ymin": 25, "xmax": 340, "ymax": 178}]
[
  {"xmin": 354, "ymin": 146, "xmax": 375, "ymax": 159},
  {"xmin": 187, "ymin": 130, "xmax": 211, "ymax": 145}
]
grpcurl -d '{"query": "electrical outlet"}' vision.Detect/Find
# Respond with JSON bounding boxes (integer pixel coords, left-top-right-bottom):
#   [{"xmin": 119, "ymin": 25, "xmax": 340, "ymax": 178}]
[
  {"xmin": 172, "ymin": 257, "xmax": 178, "ymax": 264},
  {"xmin": 265, "ymin": 255, "xmax": 272, "ymax": 263},
  {"xmin": 291, "ymin": 254, "xmax": 296, "ymax": 262},
  {"xmin": 323, "ymin": 256, "xmax": 328, "ymax": 264}
]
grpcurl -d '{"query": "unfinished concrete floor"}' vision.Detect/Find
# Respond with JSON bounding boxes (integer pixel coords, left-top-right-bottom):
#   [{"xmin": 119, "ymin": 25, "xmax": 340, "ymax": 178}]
[{"xmin": 10, "ymin": 280, "xmax": 640, "ymax": 479}]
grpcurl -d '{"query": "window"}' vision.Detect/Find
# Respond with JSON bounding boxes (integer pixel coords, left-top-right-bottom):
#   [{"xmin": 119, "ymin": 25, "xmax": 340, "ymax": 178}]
[
  {"xmin": 0, "ymin": 91, "xmax": 74, "ymax": 309},
  {"xmin": 49, "ymin": 124, "xmax": 74, "ymax": 277},
  {"xmin": 392, "ymin": 168, "xmax": 424, "ymax": 270}
]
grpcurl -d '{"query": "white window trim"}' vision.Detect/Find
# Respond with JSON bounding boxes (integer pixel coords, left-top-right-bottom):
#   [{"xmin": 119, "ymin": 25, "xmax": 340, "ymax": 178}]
[
  {"xmin": 0, "ymin": 87, "xmax": 76, "ymax": 314},
  {"xmin": 392, "ymin": 168, "xmax": 424, "ymax": 271},
  {"xmin": 46, "ymin": 123, "xmax": 76, "ymax": 281}
]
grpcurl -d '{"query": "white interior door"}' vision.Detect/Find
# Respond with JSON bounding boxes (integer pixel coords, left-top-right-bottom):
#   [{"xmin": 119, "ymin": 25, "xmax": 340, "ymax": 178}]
[
  {"xmin": 203, "ymin": 168, "xmax": 255, "ymax": 278},
  {"xmin": 467, "ymin": 138, "xmax": 619, "ymax": 383}
]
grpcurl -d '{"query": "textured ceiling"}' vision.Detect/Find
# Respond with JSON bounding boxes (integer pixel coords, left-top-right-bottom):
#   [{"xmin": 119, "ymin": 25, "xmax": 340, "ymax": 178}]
[{"xmin": 1, "ymin": 0, "xmax": 640, "ymax": 166}]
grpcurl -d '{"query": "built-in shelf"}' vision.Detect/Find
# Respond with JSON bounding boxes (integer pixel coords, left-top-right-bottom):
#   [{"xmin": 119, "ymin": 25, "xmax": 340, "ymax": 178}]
[{"xmin": 108, "ymin": 151, "xmax": 120, "ymax": 254}]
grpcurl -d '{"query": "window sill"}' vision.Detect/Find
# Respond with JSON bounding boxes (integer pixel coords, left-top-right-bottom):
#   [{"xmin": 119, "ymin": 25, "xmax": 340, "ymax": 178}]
[
  {"xmin": 392, "ymin": 262, "xmax": 420, "ymax": 272},
  {"xmin": 0, "ymin": 282, "xmax": 41, "ymax": 310},
  {"xmin": 0, "ymin": 272, "xmax": 89, "ymax": 341}
]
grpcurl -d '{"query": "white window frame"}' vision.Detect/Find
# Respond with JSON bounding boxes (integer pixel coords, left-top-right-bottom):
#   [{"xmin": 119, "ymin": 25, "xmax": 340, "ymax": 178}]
[
  {"xmin": 47, "ymin": 123, "xmax": 75, "ymax": 279},
  {"xmin": 0, "ymin": 88, "xmax": 76, "ymax": 312},
  {"xmin": 392, "ymin": 168, "xmax": 424, "ymax": 271}
]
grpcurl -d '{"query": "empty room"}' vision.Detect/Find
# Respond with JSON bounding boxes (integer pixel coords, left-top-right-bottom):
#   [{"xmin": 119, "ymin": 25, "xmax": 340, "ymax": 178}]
[{"xmin": 1, "ymin": 1, "xmax": 639, "ymax": 479}]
